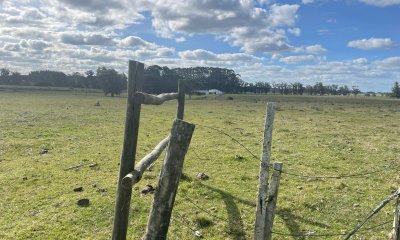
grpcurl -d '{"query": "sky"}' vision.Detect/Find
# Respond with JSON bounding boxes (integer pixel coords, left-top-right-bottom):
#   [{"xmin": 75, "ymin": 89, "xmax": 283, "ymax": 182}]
[{"xmin": 0, "ymin": 0, "xmax": 399, "ymax": 92}]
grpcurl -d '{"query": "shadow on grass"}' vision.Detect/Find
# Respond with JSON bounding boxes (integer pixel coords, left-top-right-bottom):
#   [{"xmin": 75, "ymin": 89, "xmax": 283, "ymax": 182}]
[
  {"xmin": 200, "ymin": 183, "xmax": 255, "ymax": 240},
  {"xmin": 179, "ymin": 173, "xmax": 255, "ymax": 239},
  {"xmin": 277, "ymin": 208, "xmax": 329, "ymax": 239}
]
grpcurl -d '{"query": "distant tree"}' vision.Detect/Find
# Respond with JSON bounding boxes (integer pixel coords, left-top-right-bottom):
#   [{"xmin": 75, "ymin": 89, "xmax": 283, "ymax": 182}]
[
  {"xmin": 0, "ymin": 68, "xmax": 10, "ymax": 77},
  {"xmin": 96, "ymin": 67, "xmax": 127, "ymax": 97},
  {"xmin": 338, "ymin": 85, "xmax": 350, "ymax": 96},
  {"xmin": 255, "ymin": 81, "xmax": 271, "ymax": 94},
  {"xmin": 28, "ymin": 70, "xmax": 68, "ymax": 87},
  {"xmin": 0, "ymin": 68, "xmax": 10, "ymax": 84},
  {"xmin": 85, "ymin": 70, "xmax": 97, "ymax": 89},
  {"xmin": 271, "ymin": 82, "xmax": 277, "ymax": 95},
  {"xmin": 305, "ymin": 85, "xmax": 314, "ymax": 95},
  {"xmin": 291, "ymin": 82, "xmax": 304, "ymax": 95},
  {"xmin": 392, "ymin": 81, "xmax": 400, "ymax": 98},
  {"xmin": 314, "ymin": 82, "xmax": 325, "ymax": 95},
  {"xmin": 70, "ymin": 72, "xmax": 86, "ymax": 88},
  {"xmin": 351, "ymin": 86, "xmax": 361, "ymax": 97},
  {"xmin": 10, "ymin": 71, "xmax": 23, "ymax": 85}
]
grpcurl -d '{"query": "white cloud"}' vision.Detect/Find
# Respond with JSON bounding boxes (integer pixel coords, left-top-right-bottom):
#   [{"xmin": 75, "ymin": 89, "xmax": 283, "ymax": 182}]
[
  {"xmin": 288, "ymin": 28, "xmax": 301, "ymax": 36},
  {"xmin": 271, "ymin": 53, "xmax": 282, "ymax": 59},
  {"xmin": 175, "ymin": 37, "xmax": 186, "ymax": 42},
  {"xmin": 348, "ymin": 38, "xmax": 396, "ymax": 50},
  {"xmin": 144, "ymin": 0, "xmax": 299, "ymax": 53},
  {"xmin": 302, "ymin": 0, "xmax": 315, "ymax": 4},
  {"xmin": 117, "ymin": 36, "xmax": 157, "ymax": 48},
  {"xmin": 61, "ymin": 32, "xmax": 114, "ymax": 46},
  {"xmin": 359, "ymin": 0, "xmax": 400, "ymax": 7},
  {"xmin": 304, "ymin": 44, "xmax": 327, "ymax": 54},
  {"xmin": 353, "ymin": 58, "xmax": 368, "ymax": 64},
  {"xmin": 375, "ymin": 57, "xmax": 400, "ymax": 69},
  {"xmin": 179, "ymin": 49, "xmax": 262, "ymax": 62},
  {"xmin": 280, "ymin": 55, "xmax": 314, "ymax": 64}
]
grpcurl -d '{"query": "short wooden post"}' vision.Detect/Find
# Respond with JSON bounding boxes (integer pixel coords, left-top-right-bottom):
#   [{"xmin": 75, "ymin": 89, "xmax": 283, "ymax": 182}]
[
  {"xmin": 177, "ymin": 80, "xmax": 185, "ymax": 120},
  {"xmin": 265, "ymin": 162, "xmax": 283, "ymax": 240},
  {"xmin": 254, "ymin": 103, "xmax": 276, "ymax": 240},
  {"xmin": 112, "ymin": 60, "xmax": 144, "ymax": 240},
  {"xmin": 393, "ymin": 190, "xmax": 400, "ymax": 240},
  {"xmin": 143, "ymin": 119, "xmax": 195, "ymax": 240}
]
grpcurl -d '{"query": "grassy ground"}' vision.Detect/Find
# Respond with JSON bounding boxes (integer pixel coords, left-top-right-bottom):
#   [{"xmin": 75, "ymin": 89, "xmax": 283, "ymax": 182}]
[{"xmin": 0, "ymin": 90, "xmax": 399, "ymax": 239}]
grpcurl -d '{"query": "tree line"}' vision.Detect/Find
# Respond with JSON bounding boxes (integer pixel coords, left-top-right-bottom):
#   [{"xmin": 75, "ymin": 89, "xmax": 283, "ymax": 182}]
[{"xmin": 1, "ymin": 66, "xmax": 398, "ymax": 97}]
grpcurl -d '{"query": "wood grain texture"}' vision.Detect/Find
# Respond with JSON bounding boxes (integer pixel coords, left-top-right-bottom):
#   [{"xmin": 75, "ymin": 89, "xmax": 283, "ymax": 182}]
[
  {"xmin": 143, "ymin": 119, "xmax": 195, "ymax": 240},
  {"xmin": 134, "ymin": 92, "xmax": 178, "ymax": 105},
  {"xmin": 112, "ymin": 60, "xmax": 144, "ymax": 240},
  {"xmin": 265, "ymin": 162, "xmax": 283, "ymax": 240},
  {"xmin": 254, "ymin": 102, "xmax": 276, "ymax": 240}
]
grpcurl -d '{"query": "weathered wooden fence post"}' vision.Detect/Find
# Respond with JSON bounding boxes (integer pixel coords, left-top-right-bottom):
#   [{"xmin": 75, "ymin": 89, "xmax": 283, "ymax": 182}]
[
  {"xmin": 112, "ymin": 60, "xmax": 144, "ymax": 240},
  {"xmin": 143, "ymin": 119, "xmax": 195, "ymax": 240},
  {"xmin": 177, "ymin": 80, "xmax": 185, "ymax": 120},
  {"xmin": 265, "ymin": 162, "xmax": 283, "ymax": 240},
  {"xmin": 254, "ymin": 102, "xmax": 276, "ymax": 240},
  {"xmin": 393, "ymin": 190, "xmax": 400, "ymax": 240}
]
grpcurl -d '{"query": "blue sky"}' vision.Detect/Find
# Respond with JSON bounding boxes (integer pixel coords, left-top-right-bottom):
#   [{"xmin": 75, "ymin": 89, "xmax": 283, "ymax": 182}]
[{"xmin": 0, "ymin": 0, "xmax": 399, "ymax": 91}]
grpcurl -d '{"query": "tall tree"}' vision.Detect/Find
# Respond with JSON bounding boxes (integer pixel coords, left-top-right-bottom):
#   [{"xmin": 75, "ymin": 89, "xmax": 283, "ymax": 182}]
[
  {"xmin": 85, "ymin": 70, "xmax": 97, "ymax": 89},
  {"xmin": 392, "ymin": 81, "xmax": 400, "ymax": 98},
  {"xmin": 351, "ymin": 86, "xmax": 361, "ymax": 97},
  {"xmin": 96, "ymin": 67, "xmax": 127, "ymax": 97}
]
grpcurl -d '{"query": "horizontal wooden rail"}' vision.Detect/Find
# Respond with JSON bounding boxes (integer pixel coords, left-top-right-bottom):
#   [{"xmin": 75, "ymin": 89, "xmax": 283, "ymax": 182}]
[
  {"xmin": 134, "ymin": 92, "xmax": 179, "ymax": 105},
  {"xmin": 122, "ymin": 135, "xmax": 170, "ymax": 188}
]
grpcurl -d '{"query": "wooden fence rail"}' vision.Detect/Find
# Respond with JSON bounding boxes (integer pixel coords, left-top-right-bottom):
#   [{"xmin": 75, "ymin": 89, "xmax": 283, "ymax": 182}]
[
  {"xmin": 122, "ymin": 135, "xmax": 170, "ymax": 188},
  {"xmin": 134, "ymin": 92, "xmax": 179, "ymax": 105}
]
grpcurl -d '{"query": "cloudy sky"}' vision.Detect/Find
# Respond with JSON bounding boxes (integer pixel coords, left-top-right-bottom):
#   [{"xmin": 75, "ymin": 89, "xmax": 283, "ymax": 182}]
[{"xmin": 0, "ymin": 0, "xmax": 399, "ymax": 91}]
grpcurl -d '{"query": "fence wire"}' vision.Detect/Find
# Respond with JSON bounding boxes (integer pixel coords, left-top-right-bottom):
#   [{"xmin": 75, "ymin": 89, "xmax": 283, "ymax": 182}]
[
  {"xmin": 168, "ymin": 123, "xmax": 399, "ymax": 239},
  {"xmin": 192, "ymin": 123, "xmax": 398, "ymax": 180}
]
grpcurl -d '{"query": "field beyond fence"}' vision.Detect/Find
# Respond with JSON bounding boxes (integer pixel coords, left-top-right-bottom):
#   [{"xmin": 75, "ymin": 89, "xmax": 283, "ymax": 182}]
[{"xmin": 0, "ymin": 90, "xmax": 399, "ymax": 239}]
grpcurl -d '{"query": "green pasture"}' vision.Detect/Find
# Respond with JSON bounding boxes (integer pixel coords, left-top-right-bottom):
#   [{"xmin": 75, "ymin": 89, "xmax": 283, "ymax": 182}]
[{"xmin": 0, "ymin": 90, "xmax": 399, "ymax": 239}]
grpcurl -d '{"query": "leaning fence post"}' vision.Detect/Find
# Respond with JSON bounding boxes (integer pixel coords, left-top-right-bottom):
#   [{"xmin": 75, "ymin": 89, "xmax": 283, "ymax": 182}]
[
  {"xmin": 177, "ymin": 80, "xmax": 185, "ymax": 120},
  {"xmin": 265, "ymin": 162, "xmax": 283, "ymax": 240},
  {"xmin": 143, "ymin": 119, "xmax": 195, "ymax": 240},
  {"xmin": 254, "ymin": 102, "xmax": 276, "ymax": 240},
  {"xmin": 393, "ymin": 189, "xmax": 400, "ymax": 240},
  {"xmin": 112, "ymin": 60, "xmax": 144, "ymax": 240}
]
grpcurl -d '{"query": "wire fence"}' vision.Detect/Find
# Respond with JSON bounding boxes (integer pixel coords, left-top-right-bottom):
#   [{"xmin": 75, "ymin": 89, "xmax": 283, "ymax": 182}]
[{"xmin": 177, "ymin": 123, "xmax": 399, "ymax": 239}]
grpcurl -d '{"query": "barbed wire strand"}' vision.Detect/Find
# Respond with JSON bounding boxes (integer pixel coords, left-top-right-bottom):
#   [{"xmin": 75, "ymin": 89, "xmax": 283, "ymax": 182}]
[
  {"xmin": 182, "ymin": 195, "xmax": 229, "ymax": 222},
  {"xmin": 344, "ymin": 189, "xmax": 400, "ymax": 239},
  {"xmin": 182, "ymin": 194, "xmax": 393, "ymax": 238},
  {"xmin": 189, "ymin": 147, "xmax": 212, "ymax": 161},
  {"xmin": 272, "ymin": 220, "xmax": 392, "ymax": 237},
  {"xmin": 194, "ymin": 123, "xmax": 259, "ymax": 159},
  {"xmin": 279, "ymin": 164, "xmax": 399, "ymax": 179},
  {"xmin": 173, "ymin": 212, "xmax": 209, "ymax": 239},
  {"xmin": 162, "ymin": 124, "xmax": 398, "ymax": 238},
  {"xmin": 192, "ymin": 123, "xmax": 398, "ymax": 180}
]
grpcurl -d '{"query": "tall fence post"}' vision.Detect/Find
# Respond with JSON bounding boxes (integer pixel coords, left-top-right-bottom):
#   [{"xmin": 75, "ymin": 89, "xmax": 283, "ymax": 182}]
[
  {"xmin": 143, "ymin": 119, "xmax": 195, "ymax": 240},
  {"xmin": 177, "ymin": 80, "xmax": 185, "ymax": 120},
  {"xmin": 265, "ymin": 162, "xmax": 283, "ymax": 240},
  {"xmin": 393, "ymin": 189, "xmax": 400, "ymax": 240},
  {"xmin": 112, "ymin": 60, "xmax": 144, "ymax": 240},
  {"xmin": 254, "ymin": 102, "xmax": 276, "ymax": 240}
]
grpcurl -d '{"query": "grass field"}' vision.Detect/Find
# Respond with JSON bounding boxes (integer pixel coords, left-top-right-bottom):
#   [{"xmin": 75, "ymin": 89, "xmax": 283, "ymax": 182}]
[{"xmin": 0, "ymin": 90, "xmax": 399, "ymax": 239}]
